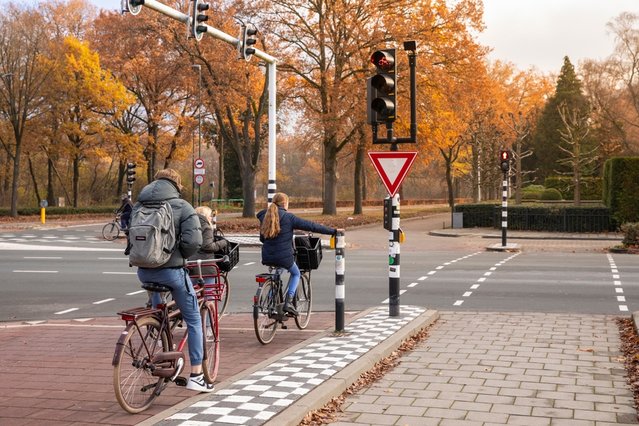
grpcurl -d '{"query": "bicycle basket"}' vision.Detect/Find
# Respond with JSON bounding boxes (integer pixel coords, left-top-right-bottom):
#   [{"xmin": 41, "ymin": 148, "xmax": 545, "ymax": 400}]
[
  {"xmin": 294, "ymin": 236, "xmax": 322, "ymax": 270},
  {"xmin": 218, "ymin": 241, "xmax": 239, "ymax": 272}
]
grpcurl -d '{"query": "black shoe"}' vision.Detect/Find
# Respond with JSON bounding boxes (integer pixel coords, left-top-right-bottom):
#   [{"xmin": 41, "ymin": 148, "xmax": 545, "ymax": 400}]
[{"xmin": 283, "ymin": 295, "xmax": 298, "ymax": 317}]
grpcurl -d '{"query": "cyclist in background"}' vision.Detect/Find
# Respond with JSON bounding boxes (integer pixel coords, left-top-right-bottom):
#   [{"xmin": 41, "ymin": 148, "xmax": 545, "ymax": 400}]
[
  {"xmin": 117, "ymin": 195, "xmax": 133, "ymax": 230},
  {"xmin": 257, "ymin": 192, "xmax": 336, "ymax": 316}
]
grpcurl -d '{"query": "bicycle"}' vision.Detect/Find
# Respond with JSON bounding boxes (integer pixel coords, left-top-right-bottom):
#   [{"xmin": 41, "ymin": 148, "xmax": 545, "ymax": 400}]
[
  {"xmin": 112, "ymin": 258, "xmax": 225, "ymax": 413},
  {"xmin": 253, "ymin": 234, "xmax": 319, "ymax": 344},
  {"xmin": 102, "ymin": 212, "xmax": 123, "ymax": 241}
]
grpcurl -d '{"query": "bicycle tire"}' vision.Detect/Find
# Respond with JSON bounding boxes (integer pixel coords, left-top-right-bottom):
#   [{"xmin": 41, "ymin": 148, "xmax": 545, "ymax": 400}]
[
  {"xmin": 218, "ymin": 273, "xmax": 230, "ymax": 319},
  {"xmin": 295, "ymin": 272, "xmax": 312, "ymax": 329},
  {"xmin": 253, "ymin": 280, "xmax": 278, "ymax": 344},
  {"xmin": 113, "ymin": 316, "xmax": 168, "ymax": 414},
  {"xmin": 201, "ymin": 302, "xmax": 220, "ymax": 383},
  {"xmin": 102, "ymin": 221, "xmax": 120, "ymax": 241}
]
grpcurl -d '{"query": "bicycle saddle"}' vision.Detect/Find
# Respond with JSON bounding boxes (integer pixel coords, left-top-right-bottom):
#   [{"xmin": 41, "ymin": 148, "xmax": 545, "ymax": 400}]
[{"xmin": 141, "ymin": 282, "xmax": 172, "ymax": 293}]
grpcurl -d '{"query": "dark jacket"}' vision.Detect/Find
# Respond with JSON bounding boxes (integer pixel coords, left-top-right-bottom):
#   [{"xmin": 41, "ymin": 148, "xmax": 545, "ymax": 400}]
[
  {"xmin": 134, "ymin": 178, "xmax": 202, "ymax": 268},
  {"xmin": 187, "ymin": 214, "xmax": 228, "ymax": 276},
  {"xmin": 257, "ymin": 207, "xmax": 335, "ymax": 268}
]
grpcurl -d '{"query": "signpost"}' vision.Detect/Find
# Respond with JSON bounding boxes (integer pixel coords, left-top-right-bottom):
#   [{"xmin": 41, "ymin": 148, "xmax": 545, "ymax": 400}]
[{"xmin": 369, "ymin": 151, "xmax": 417, "ymax": 317}]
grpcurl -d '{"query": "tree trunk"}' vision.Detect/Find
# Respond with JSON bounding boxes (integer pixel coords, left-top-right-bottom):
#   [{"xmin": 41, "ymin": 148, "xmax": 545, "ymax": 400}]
[
  {"xmin": 47, "ymin": 158, "xmax": 55, "ymax": 207},
  {"xmin": 73, "ymin": 155, "xmax": 80, "ymax": 208},
  {"xmin": 322, "ymin": 139, "xmax": 338, "ymax": 215},
  {"xmin": 353, "ymin": 128, "xmax": 365, "ymax": 215}
]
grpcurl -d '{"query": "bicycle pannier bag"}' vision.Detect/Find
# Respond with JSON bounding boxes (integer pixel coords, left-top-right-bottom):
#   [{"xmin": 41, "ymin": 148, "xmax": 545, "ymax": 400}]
[{"xmin": 127, "ymin": 201, "xmax": 176, "ymax": 268}]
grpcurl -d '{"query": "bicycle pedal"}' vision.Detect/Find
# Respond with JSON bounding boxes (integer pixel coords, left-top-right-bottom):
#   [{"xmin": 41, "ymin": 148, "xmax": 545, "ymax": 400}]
[{"xmin": 174, "ymin": 376, "xmax": 188, "ymax": 387}]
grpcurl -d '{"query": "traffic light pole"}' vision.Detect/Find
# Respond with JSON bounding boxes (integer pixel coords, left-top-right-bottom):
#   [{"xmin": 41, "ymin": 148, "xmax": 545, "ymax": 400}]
[
  {"xmin": 501, "ymin": 172, "xmax": 508, "ymax": 247},
  {"xmin": 123, "ymin": 0, "xmax": 278, "ymax": 205},
  {"xmin": 388, "ymin": 194, "xmax": 401, "ymax": 316}
]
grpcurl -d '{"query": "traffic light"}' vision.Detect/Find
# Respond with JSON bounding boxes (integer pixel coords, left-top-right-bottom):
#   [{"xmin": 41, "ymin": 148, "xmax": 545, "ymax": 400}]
[
  {"xmin": 369, "ymin": 49, "xmax": 397, "ymax": 122},
  {"xmin": 191, "ymin": 0, "xmax": 209, "ymax": 41},
  {"xmin": 126, "ymin": 162, "xmax": 136, "ymax": 184},
  {"xmin": 125, "ymin": 0, "xmax": 143, "ymax": 15},
  {"xmin": 239, "ymin": 23, "xmax": 258, "ymax": 61},
  {"xmin": 499, "ymin": 150, "xmax": 510, "ymax": 173}
]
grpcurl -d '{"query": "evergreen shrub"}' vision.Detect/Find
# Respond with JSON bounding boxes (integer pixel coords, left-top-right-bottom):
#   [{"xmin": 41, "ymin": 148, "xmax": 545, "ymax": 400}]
[
  {"xmin": 602, "ymin": 157, "xmax": 639, "ymax": 226},
  {"xmin": 544, "ymin": 176, "xmax": 602, "ymax": 200},
  {"xmin": 540, "ymin": 188, "xmax": 562, "ymax": 200}
]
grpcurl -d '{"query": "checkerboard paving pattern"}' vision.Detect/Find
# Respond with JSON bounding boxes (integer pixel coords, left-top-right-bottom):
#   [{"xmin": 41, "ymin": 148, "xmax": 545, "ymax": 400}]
[{"xmin": 158, "ymin": 306, "xmax": 426, "ymax": 425}]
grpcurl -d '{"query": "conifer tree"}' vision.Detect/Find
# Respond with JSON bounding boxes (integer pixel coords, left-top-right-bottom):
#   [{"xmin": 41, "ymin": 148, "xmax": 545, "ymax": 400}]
[{"xmin": 525, "ymin": 57, "xmax": 590, "ymax": 182}]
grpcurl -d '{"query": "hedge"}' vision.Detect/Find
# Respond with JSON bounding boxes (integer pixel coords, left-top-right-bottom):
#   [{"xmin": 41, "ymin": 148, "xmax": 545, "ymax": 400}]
[
  {"xmin": 544, "ymin": 176, "xmax": 602, "ymax": 201},
  {"xmin": 603, "ymin": 157, "xmax": 639, "ymax": 226}
]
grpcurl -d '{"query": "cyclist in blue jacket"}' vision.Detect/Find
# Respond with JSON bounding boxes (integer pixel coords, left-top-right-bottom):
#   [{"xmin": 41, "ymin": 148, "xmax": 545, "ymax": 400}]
[{"xmin": 257, "ymin": 192, "xmax": 336, "ymax": 316}]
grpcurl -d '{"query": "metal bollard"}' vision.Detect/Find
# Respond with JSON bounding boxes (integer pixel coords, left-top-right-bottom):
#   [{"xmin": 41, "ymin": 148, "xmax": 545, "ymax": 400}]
[{"xmin": 334, "ymin": 230, "xmax": 346, "ymax": 332}]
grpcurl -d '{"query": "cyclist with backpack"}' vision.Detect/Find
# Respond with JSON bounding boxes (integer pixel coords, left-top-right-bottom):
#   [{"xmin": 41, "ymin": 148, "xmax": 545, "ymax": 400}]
[
  {"xmin": 257, "ymin": 192, "xmax": 336, "ymax": 316},
  {"xmin": 126, "ymin": 168, "xmax": 214, "ymax": 393}
]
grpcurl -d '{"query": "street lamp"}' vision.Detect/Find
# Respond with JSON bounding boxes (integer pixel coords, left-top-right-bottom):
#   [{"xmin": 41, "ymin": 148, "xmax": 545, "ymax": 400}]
[{"xmin": 192, "ymin": 64, "xmax": 202, "ymax": 206}]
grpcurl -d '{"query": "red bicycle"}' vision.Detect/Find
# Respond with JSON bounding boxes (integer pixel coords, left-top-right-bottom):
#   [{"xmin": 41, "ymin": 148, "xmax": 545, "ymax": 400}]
[{"xmin": 112, "ymin": 258, "xmax": 225, "ymax": 413}]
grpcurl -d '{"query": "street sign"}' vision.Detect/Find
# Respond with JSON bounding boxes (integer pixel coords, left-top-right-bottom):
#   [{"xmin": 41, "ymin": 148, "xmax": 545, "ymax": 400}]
[
  {"xmin": 195, "ymin": 175, "xmax": 205, "ymax": 185},
  {"xmin": 368, "ymin": 151, "xmax": 417, "ymax": 197},
  {"xmin": 194, "ymin": 168, "xmax": 206, "ymax": 175},
  {"xmin": 194, "ymin": 158, "xmax": 205, "ymax": 168}
]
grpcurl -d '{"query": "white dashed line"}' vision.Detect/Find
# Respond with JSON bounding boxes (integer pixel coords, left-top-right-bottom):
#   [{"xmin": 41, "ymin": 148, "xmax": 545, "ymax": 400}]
[
  {"xmin": 55, "ymin": 308, "xmax": 79, "ymax": 315},
  {"xmin": 127, "ymin": 290, "xmax": 146, "ymax": 296},
  {"xmin": 607, "ymin": 254, "xmax": 628, "ymax": 312},
  {"xmin": 244, "ymin": 262, "xmax": 256, "ymax": 266},
  {"xmin": 102, "ymin": 272, "xmax": 136, "ymax": 275},
  {"xmin": 23, "ymin": 256, "xmax": 62, "ymax": 259},
  {"xmin": 93, "ymin": 298, "xmax": 115, "ymax": 305},
  {"xmin": 14, "ymin": 270, "xmax": 58, "ymax": 273}
]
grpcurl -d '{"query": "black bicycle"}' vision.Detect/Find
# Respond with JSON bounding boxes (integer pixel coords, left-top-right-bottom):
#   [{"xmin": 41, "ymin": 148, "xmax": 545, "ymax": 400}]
[{"xmin": 252, "ymin": 234, "xmax": 321, "ymax": 344}]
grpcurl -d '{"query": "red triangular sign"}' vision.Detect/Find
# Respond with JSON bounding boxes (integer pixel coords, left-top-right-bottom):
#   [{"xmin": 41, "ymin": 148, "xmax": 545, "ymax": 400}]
[{"xmin": 368, "ymin": 151, "xmax": 417, "ymax": 197}]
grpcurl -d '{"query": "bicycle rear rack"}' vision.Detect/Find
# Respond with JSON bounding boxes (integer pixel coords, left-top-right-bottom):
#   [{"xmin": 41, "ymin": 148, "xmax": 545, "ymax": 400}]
[{"xmin": 117, "ymin": 306, "xmax": 161, "ymax": 321}]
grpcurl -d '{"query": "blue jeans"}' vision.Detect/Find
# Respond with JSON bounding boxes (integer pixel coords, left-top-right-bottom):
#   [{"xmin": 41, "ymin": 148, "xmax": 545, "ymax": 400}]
[
  {"xmin": 285, "ymin": 262, "xmax": 301, "ymax": 297},
  {"xmin": 137, "ymin": 267, "xmax": 203, "ymax": 367}
]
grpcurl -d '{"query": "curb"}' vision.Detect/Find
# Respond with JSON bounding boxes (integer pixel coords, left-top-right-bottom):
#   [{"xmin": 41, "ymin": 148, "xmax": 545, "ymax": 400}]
[{"xmin": 265, "ymin": 308, "xmax": 440, "ymax": 426}]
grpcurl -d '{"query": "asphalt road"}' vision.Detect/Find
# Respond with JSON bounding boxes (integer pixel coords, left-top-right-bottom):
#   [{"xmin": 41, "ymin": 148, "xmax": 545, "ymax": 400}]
[{"xmin": 0, "ymin": 217, "xmax": 636, "ymax": 323}]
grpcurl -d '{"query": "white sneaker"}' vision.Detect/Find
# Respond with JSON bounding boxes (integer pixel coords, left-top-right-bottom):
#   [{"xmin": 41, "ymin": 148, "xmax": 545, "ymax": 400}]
[{"xmin": 186, "ymin": 374, "xmax": 215, "ymax": 392}]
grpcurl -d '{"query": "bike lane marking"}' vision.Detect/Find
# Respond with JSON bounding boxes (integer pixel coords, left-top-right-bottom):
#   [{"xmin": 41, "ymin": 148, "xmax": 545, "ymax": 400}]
[
  {"xmin": 607, "ymin": 254, "xmax": 628, "ymax": 312},
  {"xmin": 452, "ymin": 252, "xmax": 521, "ymax": 306},
  {"xmin": 382, "ymin": 251, "xmax": 483, "ymax": 304}
]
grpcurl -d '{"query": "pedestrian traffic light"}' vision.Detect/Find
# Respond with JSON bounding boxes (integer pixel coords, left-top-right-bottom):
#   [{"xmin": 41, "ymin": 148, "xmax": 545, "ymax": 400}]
[
  {"xmin": 369, "ymin": 49, "xmax": 397, "ymax": 122},
  {"xmin": 191, "ymin": 0, "xmax": 209, "ymax": 41},
  {"xmin": 126, "ymin": 162, "xmax": 136, "ymax": 184},
  {"xmin": 239, "ymin": 23, "xmax": 258, "ymax": 61},
  {"xmin": 125, "ymin": 0, "xmax": 143, "ymax": 15},
  {"xmin": 499, "ymin": 150, "xmax": 510, "ymax": 173}
]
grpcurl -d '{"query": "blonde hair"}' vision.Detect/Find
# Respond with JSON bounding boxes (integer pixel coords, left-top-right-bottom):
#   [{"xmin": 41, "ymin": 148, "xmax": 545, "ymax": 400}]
[
  {"xmin": 260, "ymin": 193, "xmax": 288, "ymax": 239},
  {"xmin": 195, "ymin": 205, "xmax": 213, "ymax": 226},
  {"xmin": 154, "ymin": 168, "xmax": 183, "ymax": 191}
]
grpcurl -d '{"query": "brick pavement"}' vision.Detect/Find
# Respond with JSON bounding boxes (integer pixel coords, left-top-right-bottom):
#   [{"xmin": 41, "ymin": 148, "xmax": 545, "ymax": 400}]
[
  {"xmin": 331, "ymin": 311, "xmax": 638, "ymax": 426},
  {"xmin": 0, "ymin": 312, "xmax": 344, "ymax": 425}
]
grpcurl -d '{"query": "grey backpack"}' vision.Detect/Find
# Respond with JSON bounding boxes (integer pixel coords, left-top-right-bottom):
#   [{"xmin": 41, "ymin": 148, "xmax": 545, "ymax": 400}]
[{"xmin": 126, "ymin": 201, "xmax": 176, "ymax": 268}]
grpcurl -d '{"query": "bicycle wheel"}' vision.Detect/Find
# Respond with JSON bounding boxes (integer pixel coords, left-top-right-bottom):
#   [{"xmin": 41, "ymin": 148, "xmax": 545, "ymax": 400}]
[
  {"xmin": 217, "ymin": 273, "xmax": 230, "ymax": 319},
  {"xmin": 102, "ymin": 221, "xmax": 120, "ymax": 241},
  {"xmin": 113, "ymin": 316, "xmax": 169, "ymax": 414},
  {"xmin": 201, "ymin": 302, "xmax": 220, "ymax": 383},
  {"xmin": 253, "ymin": 280, "xmax": 278, "ymax": 344},
  {"xmin": 294, "ymin": 272, "xmax": 312, "ymax": 329}
]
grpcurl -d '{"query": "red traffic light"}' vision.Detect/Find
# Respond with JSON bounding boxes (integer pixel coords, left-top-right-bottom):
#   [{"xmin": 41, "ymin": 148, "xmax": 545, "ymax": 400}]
[
  {"xmin": 370, "ymin": 50, "xmax": 394, "ymax": 72},
  {"xmin": 500, "ymin": 150, "xmax": 510, "ymax": 161}
]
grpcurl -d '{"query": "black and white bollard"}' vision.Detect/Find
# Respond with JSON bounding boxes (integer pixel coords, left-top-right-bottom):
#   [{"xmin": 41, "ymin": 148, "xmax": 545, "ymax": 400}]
[
  {"xmin": 389, "ymin": 194, "xmax": 400, "ymax": 317},
  {"xmin": 335, "ymin": 230, "xmax": 346, "ymax": 332},
  {"xmin": 501, "ymin": 175, "xmax": 508, "ymax": 247}
]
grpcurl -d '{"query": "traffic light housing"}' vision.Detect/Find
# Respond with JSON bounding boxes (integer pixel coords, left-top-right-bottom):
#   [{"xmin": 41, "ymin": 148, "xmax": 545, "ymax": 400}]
[
  {"xmin": 499, "ymin": 150, "xmax": 510, "ymax": 173},
  {"xmin": 125, "ymin": 0, "xmax": 143, "ymax": 15},
  {"xmin": 191, "ymin": 0, "xmax": 209, "ymax": 41},
  {"xmin": 383, "ymin": 197, "xmax": 392, "ymax": 231},
  {"xmin": 369, "ymin": 49, "xmax": 397, "ymax": 122},
  {"xmin": 126, "ymin": 162, "xmax": 137, "ymax": 184},
  {"xmin": 239, "ymin": 23, "xmax": 258, "ymax": 61}
]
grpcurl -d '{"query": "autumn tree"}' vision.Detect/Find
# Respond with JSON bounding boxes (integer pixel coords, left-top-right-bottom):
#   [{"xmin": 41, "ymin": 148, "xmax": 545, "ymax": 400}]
[
  {"xmin": 0, "ymin": 3, "xmax": 52, "ymax": 216},
  {"xmin": 44, "ymin": 36, "xmax": 132, "ymax": 207}
]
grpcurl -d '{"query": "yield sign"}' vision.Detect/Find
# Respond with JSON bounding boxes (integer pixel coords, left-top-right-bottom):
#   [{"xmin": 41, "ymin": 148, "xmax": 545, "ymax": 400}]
[{"xmin": 368, "ymin": 151, "xmax": 417, "ymax": 197}]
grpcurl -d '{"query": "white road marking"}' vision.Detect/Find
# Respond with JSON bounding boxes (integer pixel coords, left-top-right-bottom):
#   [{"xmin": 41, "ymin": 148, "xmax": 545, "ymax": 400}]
[
  {"xmin": 103, "ymin": 272, "xmax": 136, "ymax": 275},
  {"xmin": 55, "ymin": 308, "xmax": 79, "ymax": 315},
  {"xmin": 93, "ymin": 298, "xmax": 115, "ymax": 305},
  {"xmin": 453, "ymin": 300, "xmax": 463, "ymax": 306},
  {"xmin": 14, "ymin": 270, "xmax": 58, "ymax": 273},
  {"xmin": 408, "ymin": 282, "xmax": 418, "ymax": 288},
  {"xmin": 23, "ymin": 256, "xmax": 62, "ymax": 259},
  {"xmin": 127, "ymin": 290, "xmax": 145, "ymax": 296},
  {"xmin": 244, "ymin": 262, "xmax": 256, "ymax": 266},
  {"xmin": 463, "ymin": 292, "xmax": 472, "ymax": 297},
  {"xmin": 620, "ymin": 305, "xmax": 629, "ymax": 312}
]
